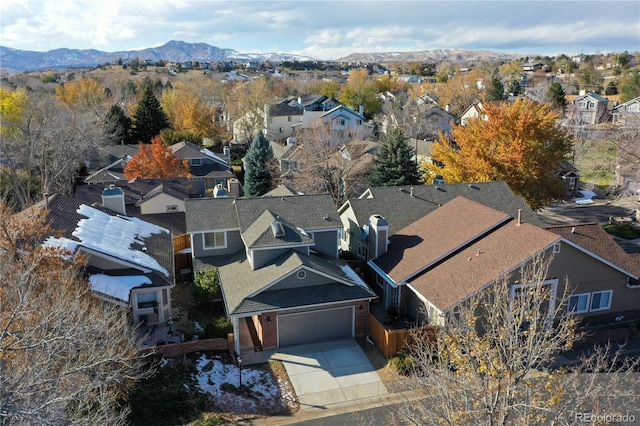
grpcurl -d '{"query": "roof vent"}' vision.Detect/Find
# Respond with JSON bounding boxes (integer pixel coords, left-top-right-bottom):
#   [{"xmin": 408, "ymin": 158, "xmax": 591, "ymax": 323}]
[{"xmin": 271, "ymin": 221, "xmax": 286, "ymax": 237}]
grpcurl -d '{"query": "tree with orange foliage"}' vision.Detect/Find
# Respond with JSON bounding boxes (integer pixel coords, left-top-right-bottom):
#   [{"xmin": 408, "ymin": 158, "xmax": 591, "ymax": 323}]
[
  {"xmin": 124, "ymin": 136, "xmax": 190, "ymax": 180},
  {"xmin": 422, "ymin": 98, "xmax": 572, "ymax": 210}
]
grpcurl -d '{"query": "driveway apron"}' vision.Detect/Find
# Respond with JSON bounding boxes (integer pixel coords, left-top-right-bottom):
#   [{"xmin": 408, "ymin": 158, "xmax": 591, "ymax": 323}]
[{"xmin": 273, "ymin": 339, "xmax": 388, "ymax": 410}]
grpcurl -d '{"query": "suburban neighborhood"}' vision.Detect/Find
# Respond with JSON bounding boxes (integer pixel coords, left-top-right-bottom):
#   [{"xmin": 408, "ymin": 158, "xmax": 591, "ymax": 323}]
[{"xmin": 2, "ymin": 13, "xmax": 640, "ymax": 425}]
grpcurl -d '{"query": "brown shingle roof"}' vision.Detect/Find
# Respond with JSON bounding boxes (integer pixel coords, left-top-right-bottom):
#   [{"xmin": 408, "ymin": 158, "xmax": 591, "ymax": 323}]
[
  {"xmin": 545, "ymin": 223, "xmax": 640, "ymax": 278},
  {"xmin": 373, "ymin": 197, "xmax": 511, "ymax": 282},
  {"xmin": 410, "ymin": 221, "xmax": 561, "ymax": 312}
]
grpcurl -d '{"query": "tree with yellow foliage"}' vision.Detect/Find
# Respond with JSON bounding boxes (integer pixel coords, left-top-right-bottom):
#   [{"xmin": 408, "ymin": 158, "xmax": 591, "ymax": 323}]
[
  {"xmin": 161, "ymin": 84, "xmax": 218, "ymax": 143},
  {"xmin": 338, "ymin": 68, "xmax": 381, "ymax": 117},
  {"xmin": 55, "ymin": 77, "xmax": 108, "ymax": 117},
  {"xmin": 398, "ymin": 255, "xmax": 640, "ymax": 425},
  {"xmin": 423, "ymin": 98, "xmax": 572, "ymax": 210}
]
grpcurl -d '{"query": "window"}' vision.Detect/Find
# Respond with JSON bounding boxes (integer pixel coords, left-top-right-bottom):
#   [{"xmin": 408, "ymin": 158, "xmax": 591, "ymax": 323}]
[
  {"xmin": 137, "ymin": 292, "xmax": 157, "ymax": 309},
  {"xmin": 568, "ymin": 293, "xmax": 590, "ymax": 313},
  {"xmin": 166, "ymin": 205, "xmax": 178, "ymax": 212},
  {"xmin": 287, "ymin": 116, "xmax": 292, "ymax": 122},
  {"xmin": 279, "ymin": 127, "xmax": 284, "ymax": 133},
  {"xmin": 568, "ymin": 290, "xmax": 613, "ymax": 314},
  {"xmin": 190, "ymin": 158, "xmax": 202, "ymax": 166},
  {"xmin": 203, "ymin": 231, "xmax": 226, "ymax": 249},
  {"xmin": 553, "ymin": 243, "xmax": 561, "ymax": 254},
  {"xmin": 590, "ymin": 290, "xmax": 612, "ymax": 311},
  {"xmin": 296, "ymin": 270, "xmax": 306, "ymax": 280},
  {"xmin": 356, "ymin": 119, "xmax": 362, "ymax": 125}
]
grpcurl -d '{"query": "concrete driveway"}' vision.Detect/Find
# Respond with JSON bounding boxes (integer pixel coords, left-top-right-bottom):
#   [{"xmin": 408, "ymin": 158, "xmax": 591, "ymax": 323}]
[{"xmin": 272, "ymin": 339, "xmax": 388, "ymax": 410}]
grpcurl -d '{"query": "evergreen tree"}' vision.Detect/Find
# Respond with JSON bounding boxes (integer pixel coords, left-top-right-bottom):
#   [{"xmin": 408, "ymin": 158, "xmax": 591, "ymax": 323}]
[
  {"xmin": 369, "ymin": 128, "xmax": 421, "ymax": 187},
  {"xmin": 243, "ymin": 131, "xmax": 274, "ymax": 197},
  {"xmin": 546, "ymin": 82, "xmax": 566, "ymax": 112},
  {"xmin": 103, "ymin": 104, "xmax": 131, "ymax": 145},
  {"xmin": 131, "ymin": 86, "xmax": 170, "ymax": 143},
  {"xmin": 506, "ymin": 79, "xmax": 522, "ymax": 96},
  {"xmin": 486, "ymin": 77, "xmax": 506, "ymax": 100},
  {"xmin": 605, "ymin": 80, "xmax": 618, "ymax": 95}
]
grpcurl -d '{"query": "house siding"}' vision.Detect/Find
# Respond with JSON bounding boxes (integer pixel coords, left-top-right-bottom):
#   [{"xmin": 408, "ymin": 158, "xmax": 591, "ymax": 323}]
[
  {"xmin": 251, "ymin": 247, "xmax": 291, "ymax": 270},
  {"xmin": 549, "ymin": 243, "xmax": 636, "ymax": 317},
  {"xmin": 311, "ymin": 229, "xmax": 339, "ymax": 257},
  {"xmin": 192, "ymin": 229, "xmax": 243, "ymax": 257},
  {"xmin": 269, "ymin": 269, "xmax": 336, "ymax": 291},
  {"xmin": 139, "ymin": 193, "xmax": 185, "ymax": 215}
]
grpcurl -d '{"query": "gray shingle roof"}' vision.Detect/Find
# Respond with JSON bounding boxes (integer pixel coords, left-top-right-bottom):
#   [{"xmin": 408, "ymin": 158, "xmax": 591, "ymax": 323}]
[
  {"xmin": 346, "ymin": 181, "xmax": 543, "ymax": 235},
  {"xmin": 193, "ymin": 249, "xmax": 375, "ymax": 315},
  {"xmin": 185, "ymin": 198, "xmax": 238, "ymax": 232},
  {"xmin": 235, "ymin": 194, "xmax": 341, "ymax": 232},
  {"xmin": 242, "ymin": 210, "xmax": 314, "ymax": 248}
]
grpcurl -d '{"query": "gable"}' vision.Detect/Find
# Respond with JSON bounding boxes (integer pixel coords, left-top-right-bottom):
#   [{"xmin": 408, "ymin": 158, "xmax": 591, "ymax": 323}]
[{"xmin": 372, "ymin": 197, "xmax": 512, "ymax": 282}]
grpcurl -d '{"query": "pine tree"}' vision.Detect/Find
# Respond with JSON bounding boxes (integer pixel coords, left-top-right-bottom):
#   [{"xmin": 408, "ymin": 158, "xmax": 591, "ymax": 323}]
[
  {"xmin": 369, "ymin": 128, "xmax": 421, "ymax": 187},
  {"xmin": 546, "ymin": 82, "xmax": 566, "ymax": 112},
  {"xmin": 243, "ymin": 131, "xmax": 274, "ymax": 197},
  {"xmin": 103, "ymin": 104, "xmax": 132, "ymax": 145},
  {"xmin": 486, "ymin": 77, "xmax": 506, "ymax": 101},
  {"xmin": 131, "ymin": 86, "xmax": 170, "ymax": 143},
  {"xmin": 506, "ymin": 79, "xmax": 522, "ymax": 96}
]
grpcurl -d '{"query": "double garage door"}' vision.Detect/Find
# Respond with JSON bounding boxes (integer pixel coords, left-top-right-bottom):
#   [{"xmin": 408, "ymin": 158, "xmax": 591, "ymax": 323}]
[{"xmin": 278, "ymin": 306, "xmax": 354, "ymax": 347}]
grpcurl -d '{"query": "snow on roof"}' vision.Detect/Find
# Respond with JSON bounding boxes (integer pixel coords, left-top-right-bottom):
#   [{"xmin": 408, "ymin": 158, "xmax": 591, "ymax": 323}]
[
  {"xmin": 339, "ymin": 264, "xmax": 368, "ymax": 288},
  {"xmin": 45, "ymin": 204, "xmax": 170, "ymax": 276},
  {"xmin": 89, "ymin": 274, "xmax": 151, "ymax": 302}
]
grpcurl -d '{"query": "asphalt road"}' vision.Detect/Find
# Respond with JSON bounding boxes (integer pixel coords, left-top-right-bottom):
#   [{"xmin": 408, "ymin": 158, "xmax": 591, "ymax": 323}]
[{"xmin": 536, "ymin": 195, "xmax": 638, "ymax": 227}]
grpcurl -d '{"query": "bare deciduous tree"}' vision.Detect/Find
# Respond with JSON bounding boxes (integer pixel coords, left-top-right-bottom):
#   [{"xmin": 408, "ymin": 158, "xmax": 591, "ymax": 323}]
[
  {"xmin": 0, "ymin": 205, "xmax": 155, "ymax": 425},
  {"xmin": 0, "ymin": 91, "xmax": 102, "ymax": 211},
  {"xmin": 287, "ymin": 121, "xmax": 374, "ymax": 206},
  {"xmin": 398, "ymin": 255, "xmax": 640, "ymax": 425}
]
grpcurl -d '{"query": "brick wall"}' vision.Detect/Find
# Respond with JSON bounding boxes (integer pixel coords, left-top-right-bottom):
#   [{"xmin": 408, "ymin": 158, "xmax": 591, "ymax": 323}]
[
  {"xmin": 355, "ymin": 301, "xmax": 369, "ymax": 335},
  {"xmin": 260, "ymin": 312, "xmax": 278, "ymax": 349}
]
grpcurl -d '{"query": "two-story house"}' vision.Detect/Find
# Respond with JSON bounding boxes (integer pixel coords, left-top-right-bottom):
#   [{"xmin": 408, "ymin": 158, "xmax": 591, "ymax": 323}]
[
  {"xmin": 23, "ymin": 193, "xmax": 175, "ymax": 326},
  {"xmin": 185, "ymin": 194, "xmax": 376, "ymax": 356},
  {"xmin": 567, "ymin": 92, "xmax": 610, "ymax": 125},
  {"xmin": 611, "ymin": 96, "xmax": 640, "ymax": 126},
  {"xmin": 169, "ymin": 141, "xmax": 239, "ymax": 196}
]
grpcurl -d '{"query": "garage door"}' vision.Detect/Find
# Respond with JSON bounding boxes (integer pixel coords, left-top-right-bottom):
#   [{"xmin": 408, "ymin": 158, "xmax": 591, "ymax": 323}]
[{"xmin": 278, "ymin": 306, "xmax": 354, "ymax": 347}]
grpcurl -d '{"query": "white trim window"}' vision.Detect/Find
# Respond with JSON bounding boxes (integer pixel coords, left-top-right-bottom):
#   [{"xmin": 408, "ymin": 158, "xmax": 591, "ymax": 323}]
[
  {"xmin": 568, "ymin": 290, "xmax": 613, "ymax": 314},
  {"xmin": 568, "ymin": 293, "xmax": 590, "ymax": 314},
  {"xmin": 590, "ymin": 290, "xmax": 612, "ymax": 312},
  {"xmin": 203, "ymin": 231, "xmax": 226, "ymax": 249}
]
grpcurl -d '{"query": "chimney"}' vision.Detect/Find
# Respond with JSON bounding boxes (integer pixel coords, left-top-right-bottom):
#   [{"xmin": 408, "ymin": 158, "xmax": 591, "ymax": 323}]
[
  {"xmin": 101, "ymin": 185, "xmax": 126, "ymax": 215},
  {"xmin": 44, "ymin": 193, "xmax": 50, "ymax": 210},
  {"xmin": 286, "ymin": 137, "xmax": 297, "ymax": 146},
  {"xmin": 445, "ymin": 104, "xmax": 451, "ymax": 113},
  {"xmin": 368, "ymin": 215, "xmax": 389, "ymax": 259},
  {"xmin": 298, "ymin": 97, "xmax": 303, "ymax": 107},
  {"xmin": 227, "ymin": 178, "xmax": 241, "ymax": 198},
  {"xmin": 223, "ymin": 145, "xmax": 231, "ymax": 164},
  {"xmin": 359, "ymin": 105, "xmax": 364, "ymax": 116},
  {"xmin": 516, "ymin": 209, "xmax": 522, "ymax": 226},
  {"xmin": 213, "ymin": 183, "xmax": 228, "ymax": 198}
]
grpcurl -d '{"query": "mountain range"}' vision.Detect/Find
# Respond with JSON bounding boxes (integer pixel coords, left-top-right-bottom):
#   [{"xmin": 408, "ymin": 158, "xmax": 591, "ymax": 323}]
[{"xmin": 0, "ymin": 40, "xmax": 525, "ymax": 72}]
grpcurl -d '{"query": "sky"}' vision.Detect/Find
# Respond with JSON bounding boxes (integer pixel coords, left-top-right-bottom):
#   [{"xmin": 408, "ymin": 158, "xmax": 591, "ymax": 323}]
[{"xmin": 1, "ymin": 1, "xmax": 639, "ymax": 60}]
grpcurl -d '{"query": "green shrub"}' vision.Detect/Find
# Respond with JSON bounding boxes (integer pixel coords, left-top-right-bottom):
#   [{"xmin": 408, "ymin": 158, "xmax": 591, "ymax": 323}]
[
  {"xmin": 603, "ymin": 223, "xmax": 640, "ymax": 240},
  {"xmin": 204, "ymin": 317, "xmax": 232, "ymax": 339},
  {"xmin": 389, "ymin": 354, "xmax": 415, "ymax": 376},
  {"xmin": 193, "ymin": 269, "xmax": 221, "ymax": 304}
]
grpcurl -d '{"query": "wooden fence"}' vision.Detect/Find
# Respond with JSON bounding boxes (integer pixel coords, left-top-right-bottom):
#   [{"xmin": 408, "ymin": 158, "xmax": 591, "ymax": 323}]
[
  {"xmin": 368, "ymin": 312, "xmax": 411, "ymax": 358},
  {"xmin": 143, "ymin": 335, "xmax": 233, "ymax": 358}
]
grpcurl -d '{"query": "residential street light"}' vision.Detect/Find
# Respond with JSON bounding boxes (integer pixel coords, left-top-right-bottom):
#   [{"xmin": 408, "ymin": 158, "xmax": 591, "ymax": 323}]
[{"xmin": 237, "ymin": 356, "xmax": 243, "ymax": 387}]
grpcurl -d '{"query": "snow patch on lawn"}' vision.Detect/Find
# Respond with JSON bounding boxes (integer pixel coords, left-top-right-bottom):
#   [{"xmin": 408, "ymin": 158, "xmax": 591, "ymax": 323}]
[
  {"xmin": 193, "ymin": 354, "xmax": 296, "ymax": 414},
  {"xmin": 575, "ymin": 190, "xmax": 596, "ymax": 205}
]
